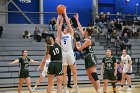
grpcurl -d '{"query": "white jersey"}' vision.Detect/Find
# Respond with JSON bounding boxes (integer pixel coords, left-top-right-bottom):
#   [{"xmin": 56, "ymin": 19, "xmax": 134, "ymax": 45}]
[
  {"xmin": 61, "ymin": 33, "xmax": 73, "ymax": 51},
  {"xmin": 121, "ymin": 55, "xmax": 132, "ymax": 73}
]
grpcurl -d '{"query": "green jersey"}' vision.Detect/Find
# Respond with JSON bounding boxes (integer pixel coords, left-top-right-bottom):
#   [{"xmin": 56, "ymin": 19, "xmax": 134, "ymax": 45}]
[
  {"xmin": 18, "ymin": 57, "xmax": 30, "ymax": 72},
  {"xmin": 49, "ymin": 42, "xmax": 62, "ymax": 61},
  {"xmin": 102, "ymin": 56, "xmax": 116, "ymax": 71}
]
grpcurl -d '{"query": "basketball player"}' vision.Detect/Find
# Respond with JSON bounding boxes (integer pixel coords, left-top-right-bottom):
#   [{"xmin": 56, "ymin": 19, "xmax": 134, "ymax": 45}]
[
  {"xmin": 9, "ymin": 50, "xmax": 38, "ymax": 93},
  {"xmin": 41, "ymin": 14, "xmax": 63, "ymax": 93},
  {"xmin": 59, "ymin": 7, "xmax": 79, "ymax": 93},
  {"xmin": 118, "ymin": 49, "xmax": 132, "ymax": 91},
  {"xmin": 101, "ymin": 49, "xmax": 117, "ymax": 93},
  {"xmin": 32, "ymin": 58, "xmax": 51, "ymax": 92},
  {"xmin": 75, "ymin": 14, "xmax": 101, "ymax": 93}
]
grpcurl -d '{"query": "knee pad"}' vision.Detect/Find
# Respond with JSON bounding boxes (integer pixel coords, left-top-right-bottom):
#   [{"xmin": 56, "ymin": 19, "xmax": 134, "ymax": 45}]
[
  {"xmin": 91, "ymin": 72, "xmax": 99, "ymax": 81},
  {"xmin": 111, "ymin": 82, "xmax": 116, "ymax": 88}
]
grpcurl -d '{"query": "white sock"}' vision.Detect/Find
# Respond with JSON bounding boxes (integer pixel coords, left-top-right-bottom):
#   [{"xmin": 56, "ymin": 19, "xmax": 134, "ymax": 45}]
[
  {"xmin": 64, "ymin": 86, "xmax": 67, "ymax": 89},
  {"xmin": 97, "ymin": 89, "xmax": 101, "ymax": 93}
]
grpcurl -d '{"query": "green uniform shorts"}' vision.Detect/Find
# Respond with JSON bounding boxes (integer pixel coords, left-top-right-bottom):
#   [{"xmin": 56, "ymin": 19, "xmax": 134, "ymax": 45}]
[{"xmin": 47, "ymin": 62, "xmax": 63, "ymax": 76}]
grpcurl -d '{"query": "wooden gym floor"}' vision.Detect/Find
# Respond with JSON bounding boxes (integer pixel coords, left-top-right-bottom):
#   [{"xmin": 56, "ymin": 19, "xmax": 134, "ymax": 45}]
[{"xmin": 0, "ymin": 83, "xmax": 140, "ymax": 93}]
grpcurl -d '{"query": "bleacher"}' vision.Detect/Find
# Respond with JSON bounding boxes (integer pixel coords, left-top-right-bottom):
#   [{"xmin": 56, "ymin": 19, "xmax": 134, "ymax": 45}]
[{"xmin": 0, "ymin": 24, "xmax": 139, "ymax": 88}]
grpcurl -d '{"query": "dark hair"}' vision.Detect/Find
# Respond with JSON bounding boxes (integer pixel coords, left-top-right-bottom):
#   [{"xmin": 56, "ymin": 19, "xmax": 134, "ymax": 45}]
[
  {"xmin": 22, "ymin": 50, "xmax": 27, "ymax": 54},
  {"xmin": 86, "ymin": 27, "xmax": 93, "ymax": 36},
  {"xmin": 45, "ymin": 36, "xmax": 51, "ymax": 45},
  {"xmin": 106, "ymin": 49, "xmax": 113, "ymax": 55}
]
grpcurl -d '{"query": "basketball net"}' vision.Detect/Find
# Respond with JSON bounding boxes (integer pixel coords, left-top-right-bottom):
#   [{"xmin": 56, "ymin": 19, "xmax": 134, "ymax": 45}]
[{"xmin": 19, "ymin": 0, "xmax": 31, "ymax": 3}]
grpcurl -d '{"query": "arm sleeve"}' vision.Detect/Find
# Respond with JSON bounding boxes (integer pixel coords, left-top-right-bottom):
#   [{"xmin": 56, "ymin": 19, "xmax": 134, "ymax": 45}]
[
  {"xmin": 127, "ymin": 55, "xmax": 132, "ymax": 63},
  {"xmin": 27, "ymin": 58, "xmax": 31, "ymax": 62}
]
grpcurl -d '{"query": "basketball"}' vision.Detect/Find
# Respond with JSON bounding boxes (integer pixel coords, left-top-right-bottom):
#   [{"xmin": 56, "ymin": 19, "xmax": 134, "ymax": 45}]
[{"xmin": 57, "ymin": 4, "xmax": 65, "ymax": 14}]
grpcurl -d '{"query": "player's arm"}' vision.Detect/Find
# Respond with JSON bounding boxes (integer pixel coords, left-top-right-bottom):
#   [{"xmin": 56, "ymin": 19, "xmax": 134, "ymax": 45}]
[
  {"xmin": 64, "ymin": 7, "xmax": 74, "ymax": 36},
  {"xmin": 114, "ymin": 60, "xmax": 118, "ymax": 76},
  {"xmin": 37, "ymin": 54, "xmax": 49, "ymax": 70},
  {"xmin": 76, "ymin": 39, "xmax": 91, "ymax": 51},
  {"xmin": 128, "ymin": 55, "xmax": 132, "ymax": 69},
  {"xmin": 9, "ymin": 59, "xmax": 19, "ymax": 65},
  {"xmin": 101, "ymin": 59, "xmax": 104, "ymax": 79},
  {"xmin": 74, "ymin": 13, "xmax": 84, "ymax": 36},
  {"xmin": 30, "ymin": 59, "xmax": 39, "ymax": 64},
  {"xmin": 55, "ymin": 14, "xmax": 63, "ymax": 45},
  {"xmin": 119, "ymin": 60, "xmax": 123, "ymax": 73}
]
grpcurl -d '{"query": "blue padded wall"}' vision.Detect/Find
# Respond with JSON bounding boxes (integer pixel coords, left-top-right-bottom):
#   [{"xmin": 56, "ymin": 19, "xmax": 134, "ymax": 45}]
[
  {"xmin": 43, "ymin": 0, "xmax": 93, "ymax": 26},
  {"xmin": 8, "ymin": 0, "xmax": 39, "ymax": 24}
]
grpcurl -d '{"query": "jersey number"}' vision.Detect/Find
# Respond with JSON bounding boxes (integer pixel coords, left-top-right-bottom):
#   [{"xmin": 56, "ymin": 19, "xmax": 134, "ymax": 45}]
[
  {"xmin": 53, "ymin": 48, "xmax": 59, "ymax": 55},
  {"xmin": 64, "ymin": 39, "xmax": 66, "ymax": 44}
]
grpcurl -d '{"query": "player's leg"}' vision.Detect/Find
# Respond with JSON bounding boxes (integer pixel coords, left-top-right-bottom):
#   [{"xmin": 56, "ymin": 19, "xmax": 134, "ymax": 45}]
[
  {"xmin": 33, "ymin": 73, "xmax": 44, "ymax": 91},
  {"xmin": 86, "ymin": 69, "xmax": 97, "ymax": 91},
  {"xmin": 126, "ymin": 73, "xmax": 132, "ymax": 90},
  {"xmin": 47, "ymin": 75, "xmax": 54, "ymax": 93},
  {"xmin": 118, "ymin": 73, "xmax": 126, "ymax": 90},
  {"xmin": 89, "ymin": 66, "xmax": 101, "ymax": 93},
  {"xmin": 103, "ymin": 80, "xmax": 108, "ymax": 93},
  {"xmin": 68, "ymin": 51, "xmax": 78, "ymax": 87},
  {"xmin": 111, "ymin": 81, "xmax": 117, "ymax": 93},
  {"xmin": 69, "ymin": 64, "xmax": 78, "ymax": 86},
  {"xmin": 56, "ymin": 75, "xmax": 63, "ymax": 93},
  {"xmin": 25, "ymin": 77, "xmax": 32, "ymax": 93},
  {"xmin": 18, "ymin": 78, "xmax": 24, "ymax": 93}
]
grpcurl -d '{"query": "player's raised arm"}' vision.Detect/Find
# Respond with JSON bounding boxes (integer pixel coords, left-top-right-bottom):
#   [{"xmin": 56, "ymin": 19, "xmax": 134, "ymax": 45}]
[
  {"xmin": 74, "ymin": 13, "xmax": 84, "ymax": 36},
  {"xmin": 56, "ymin": 14, "xmax": 63, "ymax": 44},
  {"xmin": 63, "ymin": 7, "xmax": 74, "ymax": 36}
]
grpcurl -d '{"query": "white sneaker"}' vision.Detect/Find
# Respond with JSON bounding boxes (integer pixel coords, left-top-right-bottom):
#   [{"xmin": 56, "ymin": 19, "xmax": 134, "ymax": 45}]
[
  {"xmin": 51, "ymin": 86, "xmax": 56, "ymax": 91},
  {"xmin": 127, "ymin": 87, "xmax": 132, "ymax": 91},
  {"xmin": 118, "ymin": 87, "xmax": 123, "ymax": 91},
  {"xmin": 125, "ymin": 81, "xmax": 128, "ymax": 85},
  {"xmin": 73, "ymin": 85, "xmax": 80, "ymax": 93},
  {"xmin": 64, "ymin": 87, "xmax": 69, "ymax": 93}
]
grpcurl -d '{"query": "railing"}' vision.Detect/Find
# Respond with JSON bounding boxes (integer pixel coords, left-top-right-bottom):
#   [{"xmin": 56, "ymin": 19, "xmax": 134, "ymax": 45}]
[{"xmin": 0, "ymin": 11, "xmax": 76, "ymax": 24}]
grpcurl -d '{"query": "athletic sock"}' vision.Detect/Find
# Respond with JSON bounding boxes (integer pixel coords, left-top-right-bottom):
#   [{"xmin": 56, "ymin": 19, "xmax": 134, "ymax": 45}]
[{"xmin": 97, "ymin": 89, "xmax": 101, "ymax": 93}]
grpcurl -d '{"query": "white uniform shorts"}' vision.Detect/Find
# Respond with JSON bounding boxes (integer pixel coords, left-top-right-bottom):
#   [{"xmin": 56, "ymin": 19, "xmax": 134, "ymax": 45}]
[
  {"xmin": 62, "ymin": 50, "xmax": 75, "ymax": 66},
  {"xmin": 123, "ymin": 65, "xmax": 132, "ymax": 74}
]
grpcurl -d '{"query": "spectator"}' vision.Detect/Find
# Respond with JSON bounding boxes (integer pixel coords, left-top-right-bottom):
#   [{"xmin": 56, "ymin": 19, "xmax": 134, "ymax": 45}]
[
  {"xmin": 114, "ymin": 19, "xmax": 122, "ymax": 31},
  {"xmin": 23, "ymin": 30, "xmax": 31, "ymax": 39},
  {"xmin": 108, "ymin": 21, "xmax": 116, "ymax": 34},
  {"xmin": 34, "ymin": 26, "xmax": 42, "ymax": 42},
  {"xmin": 0, "ymin": 25, "xmax": 3, "ymax": 38},
  {"xmin": 49, "ymin": 17, "xmax": 56, "ymax": 31},
  {"xmin": 42, "ymin": 27, "xmax": 48, "ymax": 39},
  {"xmin": 122, "ymin": 33, "xmax": 131, "ymax": 50},
  {"xmin": 111, "ymin": 29, "xmax": 118, "ymax": 39},
  {"xmin": 116, "ymin": 36, "xmax": 123, "ymax": 50},
  {"xmin": 122, "ymin": 25, "xmax": 129, "ymax": 37},
  {"xmin": 137, "ymin": 27, "xmax": 140, "ymax": 38}
]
